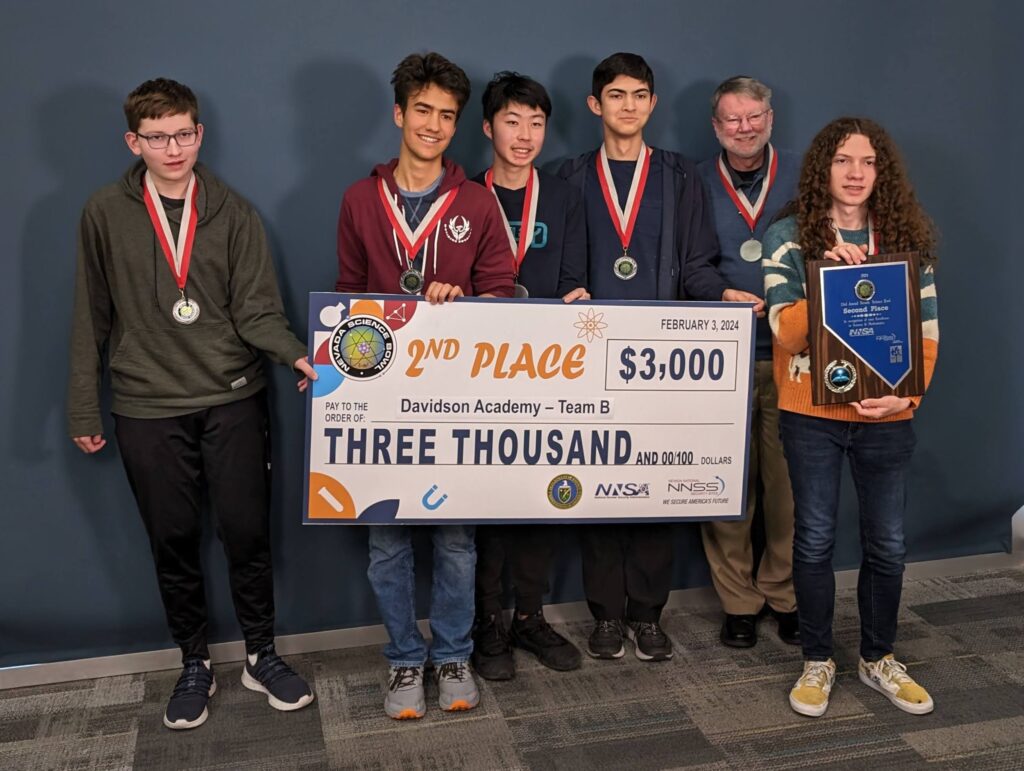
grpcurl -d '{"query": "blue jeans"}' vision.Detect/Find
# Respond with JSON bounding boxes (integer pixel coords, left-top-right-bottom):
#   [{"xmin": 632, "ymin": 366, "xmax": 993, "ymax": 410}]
[
  {"xmin": 367, "ymin": 525, "xmax": 476, "ymax": 666},
  {"xmin": 779, "ymin": 411, "xmax": 915, "ymax": 662}
]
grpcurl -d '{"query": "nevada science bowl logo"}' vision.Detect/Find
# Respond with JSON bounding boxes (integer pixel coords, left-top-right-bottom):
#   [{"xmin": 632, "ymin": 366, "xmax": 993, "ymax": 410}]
[
  {"xmin": 329, "ymin": 314, "xmax": 396, "ymax": 380},
  {"xmin": 547, "ymin": 474, "xmax": 582, "ymax": 510}
]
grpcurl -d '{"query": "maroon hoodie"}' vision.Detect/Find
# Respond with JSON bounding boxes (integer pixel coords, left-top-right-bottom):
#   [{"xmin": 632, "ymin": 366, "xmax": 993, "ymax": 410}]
[{"xmin": 335, "ymin": 157, "xmax": 514, "ymax": 297}]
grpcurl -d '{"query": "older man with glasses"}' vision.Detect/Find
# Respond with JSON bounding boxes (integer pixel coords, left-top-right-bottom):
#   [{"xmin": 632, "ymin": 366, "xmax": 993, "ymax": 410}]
[{"xmin": 697, "ymin": 76, "xmax": 801, "ymax": 650}]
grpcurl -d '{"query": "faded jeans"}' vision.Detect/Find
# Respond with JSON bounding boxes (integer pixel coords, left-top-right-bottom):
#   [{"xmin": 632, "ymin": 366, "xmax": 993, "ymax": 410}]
[{"xmin": 367, "ymin": 525, "xmax": 476, "ymax": 666}]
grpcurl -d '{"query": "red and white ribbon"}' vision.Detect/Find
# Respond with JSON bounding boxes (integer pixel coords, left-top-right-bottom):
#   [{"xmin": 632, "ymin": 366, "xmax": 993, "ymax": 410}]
[
  {"xmin": 377, "ymin": 177, "xmax": 459, "ymax": 276},
  {"xmin": 142, "ymin": 172, "xmax": 198, "ymax": 293},
  {"xmin": 715, "ymin": 143, "xmax": 778, "ymax": 232},
  {"xmin": 596, "ymin": 143, "xmax": 652, "ymax": 253},
  {"xmin": 485, "ymin": 166, "xmax": 539, "ymax": 273}
]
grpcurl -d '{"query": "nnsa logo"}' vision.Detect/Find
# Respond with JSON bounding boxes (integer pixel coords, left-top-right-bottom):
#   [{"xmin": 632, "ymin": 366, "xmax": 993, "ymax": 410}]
[{"xmin": 595, "ymin": 482, "xmax": 650, "ymax": 499}]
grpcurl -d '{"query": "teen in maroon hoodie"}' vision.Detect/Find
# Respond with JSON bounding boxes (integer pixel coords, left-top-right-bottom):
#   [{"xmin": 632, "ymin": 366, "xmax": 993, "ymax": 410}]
[
  {"xmin": 335, "ymin": 62, "xmax": 512, "ymax": 302},
  {"xmin": 336, "ymin": 155, "xmax": 512, "ymax": 299},
  {"xmin": 334, "ymin": 52, "xmax": 513, "ymax": 721}
]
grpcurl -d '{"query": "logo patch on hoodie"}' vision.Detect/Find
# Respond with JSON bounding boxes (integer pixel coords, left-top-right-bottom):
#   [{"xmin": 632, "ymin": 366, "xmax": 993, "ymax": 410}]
[{"xmin": 444, "ymin": 215, "xmax": 472, "ymax": 244}]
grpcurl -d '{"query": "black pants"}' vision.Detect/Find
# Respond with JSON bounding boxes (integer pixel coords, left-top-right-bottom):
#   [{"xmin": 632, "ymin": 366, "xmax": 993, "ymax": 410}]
[
  {"xmin": 475, "ymin": 526, "xmax": 554, "ymax": 616},
  {"xmin": 114, "ymin": 394, "xmax": 275, "ymax": 660},
  {"xmin": 581, "ymin": 524, "xmax": 673, "ymax": 623}
]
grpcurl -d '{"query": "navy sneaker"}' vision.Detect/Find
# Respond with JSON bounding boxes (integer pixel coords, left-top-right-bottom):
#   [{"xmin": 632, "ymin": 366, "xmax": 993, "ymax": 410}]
[
  {"xmin": 241, "ymin": 644, "xmax": 315, "ymax": 711},
  {"xmin": 164, "ymin": 658, "xmax": 216, "ymax": 730}
]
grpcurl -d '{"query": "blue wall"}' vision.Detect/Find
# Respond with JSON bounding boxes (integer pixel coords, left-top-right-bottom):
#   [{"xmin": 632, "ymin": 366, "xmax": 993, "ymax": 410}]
[{"xmin": 2, "ymin": 0, "xmax": 1021, "ymax": 667}]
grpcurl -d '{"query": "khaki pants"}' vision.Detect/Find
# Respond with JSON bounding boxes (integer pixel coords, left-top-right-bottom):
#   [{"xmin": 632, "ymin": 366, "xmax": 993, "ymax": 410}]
[{"xmin": 701, "ymin": 360, "xmax": 796, "ymax": 614}]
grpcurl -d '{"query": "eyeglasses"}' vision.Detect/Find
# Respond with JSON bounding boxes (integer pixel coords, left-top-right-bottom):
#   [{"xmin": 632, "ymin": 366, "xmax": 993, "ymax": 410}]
[
  {"xmin": 135, "ymin": 129, "xmax": 199, "ymax": 149},
  {"xmin": 715, "ymin": 110, "xmax": 771, "ymax": 131}
]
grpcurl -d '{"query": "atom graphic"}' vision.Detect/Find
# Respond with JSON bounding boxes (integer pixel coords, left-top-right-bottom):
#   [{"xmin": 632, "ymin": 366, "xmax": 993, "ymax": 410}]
[
  {"xmin": 340, "ymin": 326, "xmax": 386, "ymax": 369},
  {"xmin": 573, "ymin": 307, "xmax": 608, "ymax": 342}
]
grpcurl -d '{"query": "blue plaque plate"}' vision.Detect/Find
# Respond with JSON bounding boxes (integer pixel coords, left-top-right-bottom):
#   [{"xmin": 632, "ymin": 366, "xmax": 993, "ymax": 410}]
[
  {"xmin": 807, "ymin": 253, "xmax": 925, "ymax": 405},
  {"xmin": 821, "ymin": 262, "xmax": 912, "ymax": 389}
]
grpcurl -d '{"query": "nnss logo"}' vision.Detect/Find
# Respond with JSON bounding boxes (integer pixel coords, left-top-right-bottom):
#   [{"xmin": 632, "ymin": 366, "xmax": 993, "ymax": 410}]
[{"xmin": 510, "ymin": 221, "xmax": 548, "ymax": 249}]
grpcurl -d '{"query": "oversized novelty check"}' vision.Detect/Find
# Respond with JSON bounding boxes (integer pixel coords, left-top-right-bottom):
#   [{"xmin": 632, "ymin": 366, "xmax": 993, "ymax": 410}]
[{"xmin": 303, "ymin": 294, "xmax": 754, "ymax": 524}]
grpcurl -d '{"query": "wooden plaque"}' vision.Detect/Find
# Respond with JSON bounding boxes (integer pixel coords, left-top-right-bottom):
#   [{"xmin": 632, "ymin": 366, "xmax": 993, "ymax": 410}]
[{"xmin": 807, "ymin": 252, "xmax": 924, "ymax": 405}]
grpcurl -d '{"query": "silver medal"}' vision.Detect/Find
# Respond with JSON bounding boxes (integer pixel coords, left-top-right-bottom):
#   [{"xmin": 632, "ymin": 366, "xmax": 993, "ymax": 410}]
[
  {"xmin": 513, "ymin": 283, "xmax": 529, "ymax": 299},
  {"xmin": 614, "ymin": 254, "xmax": 638, "ymax": 280},
  {"xmin": 172, "ymin": 296, "xmax": 200, "ymax": 325},
  {"xmin": 399, "ymin": 269, "xmax": 424, "ymax": 294},
  {"xmin": 739, "ymin": 238, "xmax": 763, "ymax": 262}
]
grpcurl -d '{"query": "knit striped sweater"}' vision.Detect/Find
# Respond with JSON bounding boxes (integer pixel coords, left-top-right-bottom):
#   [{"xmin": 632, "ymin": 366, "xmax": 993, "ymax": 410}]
[{"xmin": 762, "ymin": 216, "xmax": 939, "ymax": 422}]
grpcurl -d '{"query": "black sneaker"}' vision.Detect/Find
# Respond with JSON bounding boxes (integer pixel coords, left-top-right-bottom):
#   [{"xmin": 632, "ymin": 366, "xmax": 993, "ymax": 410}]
[
  {"xmin": 241, "ymin": 644, "xmax": 315, "ymax": 711},
  {"xmin": 510, "ymin": 611, "xmax": 582, "ymax": 671},
  {"xmin": 587, "ymin": 620, "xmax": 625, "ymax": 659},
  {"xmin": 164, "ymin": 658, "xmax": 216, "ymax": 730},
  {"xmin": 626, "ymin": 621, "xmax": 674, "ymax": 661},
  {"xmin": 471, "ymin": 612, "xmax": 515, "ymax": 681}
]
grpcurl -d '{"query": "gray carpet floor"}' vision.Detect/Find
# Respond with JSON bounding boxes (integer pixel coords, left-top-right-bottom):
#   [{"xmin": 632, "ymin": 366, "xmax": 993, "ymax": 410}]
[{"xmin": 2, "ymin": 568, "xmax": 1023, "ymax": 770}]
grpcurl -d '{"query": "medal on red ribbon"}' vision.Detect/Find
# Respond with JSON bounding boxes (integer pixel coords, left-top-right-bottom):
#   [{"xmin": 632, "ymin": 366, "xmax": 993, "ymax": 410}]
[
  {"xmin": 485, "ymin": 166, "xmax": 539, "ymax": 298},
  {"xmin": 596, "ymin": 143, "xmax": 652, "ymax": 280},
  {"xmin": 716, "ymin": 143, "xmax": 778, "ymax": 262},
  {"xmin": 142, "ymin": 172, "xmax": 200, "ymax": 324},
  {"xmin": 377, "ymin": 178, "xmax": 459, "ymax": 294}
]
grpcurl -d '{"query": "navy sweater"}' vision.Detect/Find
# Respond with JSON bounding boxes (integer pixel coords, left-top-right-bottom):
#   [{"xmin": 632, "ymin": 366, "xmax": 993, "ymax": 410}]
[{"xmin": 697, "ymin": 146, "xmax": 799, "ymax": 358}]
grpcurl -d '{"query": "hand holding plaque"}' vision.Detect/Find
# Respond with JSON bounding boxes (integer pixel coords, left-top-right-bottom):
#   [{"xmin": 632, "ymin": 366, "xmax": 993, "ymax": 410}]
[{"xmin": 806, "ymin": 252, "xmax": 924, "ymax": 405}]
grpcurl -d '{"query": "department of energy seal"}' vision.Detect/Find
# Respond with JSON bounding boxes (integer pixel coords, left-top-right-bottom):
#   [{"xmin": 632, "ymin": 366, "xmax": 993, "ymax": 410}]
[{"xmin": 547, "ymin": 474, "xmax": 583, "ymax": 510}]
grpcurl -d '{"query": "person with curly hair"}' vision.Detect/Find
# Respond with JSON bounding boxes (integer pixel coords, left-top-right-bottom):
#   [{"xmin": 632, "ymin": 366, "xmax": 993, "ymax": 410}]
[{"xmin": 762, "ymin": 117, "xmax": 939, "ymax": 718}]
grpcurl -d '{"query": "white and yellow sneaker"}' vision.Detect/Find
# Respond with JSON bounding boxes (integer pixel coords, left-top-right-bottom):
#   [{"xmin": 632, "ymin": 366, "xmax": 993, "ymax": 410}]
[
  {"xmin": 859, "ymin": 655, "xmax": 934, "ymax": 715},
  {"xmin": 789, "ymin": 659, "xmax": 837, "ymax": 717}
]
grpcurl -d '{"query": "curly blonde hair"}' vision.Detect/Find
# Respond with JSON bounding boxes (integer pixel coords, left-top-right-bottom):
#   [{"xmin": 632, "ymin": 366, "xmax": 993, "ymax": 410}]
[{"xmin": 796, "ymin": 117, "xmax": 936, "ymax": 262}]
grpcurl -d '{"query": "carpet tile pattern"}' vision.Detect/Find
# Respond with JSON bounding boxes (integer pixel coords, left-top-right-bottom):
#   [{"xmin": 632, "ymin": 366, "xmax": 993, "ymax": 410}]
[{"xmin": 2, "ymin": 568, "xmax": 1022, "ymax": 770}]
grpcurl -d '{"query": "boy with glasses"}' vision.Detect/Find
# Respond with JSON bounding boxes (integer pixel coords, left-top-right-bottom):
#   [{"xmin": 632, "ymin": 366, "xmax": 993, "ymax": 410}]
[{"xmin": 68, "ymin": 78, "xmax": 316, "ymax": 730}]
